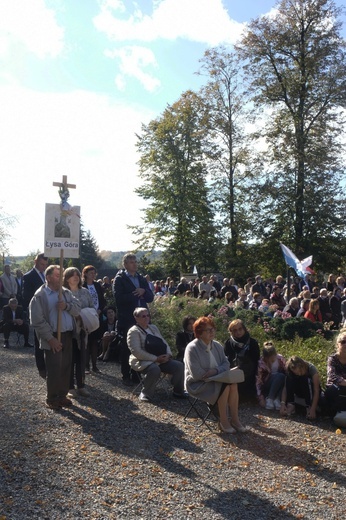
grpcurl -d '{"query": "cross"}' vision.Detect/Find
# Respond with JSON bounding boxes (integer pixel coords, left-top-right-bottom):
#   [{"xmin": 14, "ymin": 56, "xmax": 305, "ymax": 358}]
[{"xmin": 53, "ymin": 175, "xmax": 76, "ymax": 204}]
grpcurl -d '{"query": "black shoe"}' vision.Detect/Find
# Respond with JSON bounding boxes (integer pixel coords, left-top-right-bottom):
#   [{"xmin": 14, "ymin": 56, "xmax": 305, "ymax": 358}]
[
  {"xmin": 39, "ymin": 369, "xmax": 47, "ymax": 379},
  {"xmin": 3, "ymin": 341, "xmax": 9, "ymax": 349},
  {"xmin": 24, "ymin": 343, "xmax": 34, "ymax": 348},
  {"xmin": 173, "ymin": 391, "xmax": 189, "ymax": 399}
]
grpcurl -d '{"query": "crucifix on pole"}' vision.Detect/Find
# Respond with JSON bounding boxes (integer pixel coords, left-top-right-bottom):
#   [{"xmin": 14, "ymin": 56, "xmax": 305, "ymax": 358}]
[{"xmin": 52, "ymin": 175, "xmax": 76, "ymax": 342}]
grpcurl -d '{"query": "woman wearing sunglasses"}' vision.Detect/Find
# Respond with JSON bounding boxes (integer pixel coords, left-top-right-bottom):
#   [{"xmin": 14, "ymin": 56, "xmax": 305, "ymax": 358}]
[{"xmin": 184, "ymin": 316, "xmax": 246, "ymax": 433}]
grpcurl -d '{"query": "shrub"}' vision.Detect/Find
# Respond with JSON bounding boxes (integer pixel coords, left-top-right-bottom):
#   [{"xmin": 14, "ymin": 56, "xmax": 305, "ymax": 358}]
[{"xmin": 148, "ymin": 296, "xmax": 337, "ymax": 386}]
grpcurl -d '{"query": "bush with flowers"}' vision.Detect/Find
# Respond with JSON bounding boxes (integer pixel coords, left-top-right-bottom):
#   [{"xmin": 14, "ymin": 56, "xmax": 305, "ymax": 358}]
[{"xmin": 148, "ymin": 295, "xmax": 338, "ymax": 386}]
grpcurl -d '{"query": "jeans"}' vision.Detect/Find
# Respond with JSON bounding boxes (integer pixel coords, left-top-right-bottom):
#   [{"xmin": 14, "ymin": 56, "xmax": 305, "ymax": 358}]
[{"xmin": 262, "ymin": 372, "xmax": 286, "ymax": 400}]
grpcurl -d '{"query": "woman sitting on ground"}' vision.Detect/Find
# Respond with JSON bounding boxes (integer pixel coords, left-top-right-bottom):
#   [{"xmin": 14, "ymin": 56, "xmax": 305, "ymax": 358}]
[
  {"xmin": 127, "ymin": 307, "xmax": 186, "ymax": 402},
  {"xmin": 175, "ymin": 315, "xmax": 196, "ymax": 362},
  {"xmin": 304, "ymin": 299, "xmax": 322, "ymax": 323},
  {"xmin": 98, "ymin": 306, "xmax": 118, "ymax": 362},
  {"xmin": 256, "ymin": 342, "xmax": 286, "ymax": 410},
  {"xmin": 184, "ymin": 317, "xmax": 246, "ymax": 433},
  {"xmin": 280, "ymin": 356, "xmax": 323, "ymax": 420},
  {"xmin": 325, "ymin": 331, "xmax": 346, "ymax": 415}
]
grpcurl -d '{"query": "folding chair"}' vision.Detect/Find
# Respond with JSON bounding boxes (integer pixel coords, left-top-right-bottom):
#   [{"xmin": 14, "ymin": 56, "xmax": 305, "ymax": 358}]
[
  {"xmin": 132, "ymin": 371, "xmax": 171, "ymax": 397},
  {"xmin": 183, "ymin": 396, "xmax": 219, "ymax": 432}
]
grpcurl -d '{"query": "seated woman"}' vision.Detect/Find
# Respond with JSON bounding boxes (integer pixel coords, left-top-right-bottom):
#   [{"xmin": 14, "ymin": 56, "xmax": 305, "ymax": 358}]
[
  {"xmin": 127, "ymin": 307, "xmax": 185, "ymax": 402},
  {"xmin": 184, "ymin": 317, "xmax": 246, "ymax": 434},
  {"xmin": 224, "ymin": 319, "xmax": 260, "ymax": 399},
  {"xmin": 325, "ymin": 332, "xmax": 346, "ymax": 415},
  {"xmin": 175, "ymin": 315, "xmax": 196, "ymax": 362},
  {"xmin": 280, "ymin": 356, "xmax": 323, "ymax": 419},
  {"xmin": 304, "ymin": 299, "xmax": 322, "ymax": 323},
  {"xmin": 256, "ymin": 342, "xmax": 286, "ymax": 410},
  {"xmin": 98, "ymin": 306, "xmax": 118, "ymax": 362}
]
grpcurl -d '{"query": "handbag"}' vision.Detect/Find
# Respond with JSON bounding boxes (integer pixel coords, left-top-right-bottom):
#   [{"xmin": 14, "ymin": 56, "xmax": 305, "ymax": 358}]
[
  {"xmin": 137, "ymin": 325, "xmax": 167, "ymax": 356},
  {"xmin": 206, "ymin": 367, "xmax": 245, "ymax": 384}
]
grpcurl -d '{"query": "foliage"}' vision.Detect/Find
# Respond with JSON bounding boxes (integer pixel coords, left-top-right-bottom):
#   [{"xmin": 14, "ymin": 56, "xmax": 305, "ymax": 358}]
[
  {"xmin": 237, "ymin": 0, "xmax": 346, "ymax": 264},
  {"xmin": 149, "ymin": 296, "xmax": 337, "ymax": 386},
  {"xmin": 134, "ymin": 90, "xmax": 220, "ymax": 273},
  {"xmin": 0, "ymin": 208, "xmax": 16, "ymax": 254},
  {"xmin": 197, "ymin": 47, "xmax": 259, "ymax": 269}
]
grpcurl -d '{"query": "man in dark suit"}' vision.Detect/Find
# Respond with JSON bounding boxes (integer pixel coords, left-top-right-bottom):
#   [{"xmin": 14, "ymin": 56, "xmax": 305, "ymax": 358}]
[
  {"xmin": 2, "ymin": 298, "xmax": 32, "ymax": 348},
  {"xmin": 23, "ymin": 253, "xmax": 48, "ymax": 376},
  {"xmin": 113, "ymin": 253, "xmax": 154, "ymax": 385}
]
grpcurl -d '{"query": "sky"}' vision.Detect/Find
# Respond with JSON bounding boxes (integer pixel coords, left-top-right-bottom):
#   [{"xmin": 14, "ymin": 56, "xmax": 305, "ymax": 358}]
[{"xmin": 1, "ymin": 0, "xmax": 345, "ymax": 258}]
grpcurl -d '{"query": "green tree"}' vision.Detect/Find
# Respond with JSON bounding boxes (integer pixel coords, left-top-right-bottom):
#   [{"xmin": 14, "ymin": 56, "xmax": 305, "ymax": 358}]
[
  {"xmin": 77, "ymin": 224, "xmax": 104, "ymax": 272},
  {"xmin": 197, "ymin": 47, "xmax": 259, "ymax": 270},
  {"xmin": 238, "ymin": 0, "xmax": 346, "ymax": 265},
  {"xmin": 134, "ymin": 90, "xmax": 219, "ymax": 273}
]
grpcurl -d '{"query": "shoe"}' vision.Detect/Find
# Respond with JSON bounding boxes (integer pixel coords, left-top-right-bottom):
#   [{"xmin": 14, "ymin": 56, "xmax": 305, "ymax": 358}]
[
  {"xmin": 77, "ymin": 387, "xmax": 90, "ymax": 397},
  {"xmin": 231, "ymin": 422, "xmax": 248, "ymax": 433},
  {"xmin": 59, "ymin": 397, "xmax": 73, "ymax": 408},
  {"xmin": 39, "ymin": 369, "xmax": 47, "ymax": 379},
  {"xmin": 274, "ymin": 398, "xmax": 282, "ymax": 410},
  {"xmin": 139, "ymin": 392, "xmax": 151, "ymax": 402},
  {"xmin": 122, "ymin": 378, "xmax": 134, "ymax": 387},
  {"xmin": 92, "ymin": 367, "xmax": 101, "ymax": 374},
  {"xmin": 173, "ymin": 391, "xmax": 188, "ymax": 399},
  {"xmin": 67, "ymin": 389, "xmax": 77, "ymax": 398},
  {"xmin": 3, "ymin": 341, "xmax": 9, "ymax": 349},
  {"xmin": 265, "ymin": 398, "xmax": 275, "ymax": 410},
  {"xmin": 24, "ymin": 343, "xmax": 34, "ymax": 348},
  {"xmin": 46, "ymin": 400, "xmax": 61, "ymax": 410},
  {"xmin": 97, "ymin": 355, "xmax": 104, "ymax": 361},
  {"xmin": 219, "ymin": 422, "xmax": 236, "ymax": 434}
]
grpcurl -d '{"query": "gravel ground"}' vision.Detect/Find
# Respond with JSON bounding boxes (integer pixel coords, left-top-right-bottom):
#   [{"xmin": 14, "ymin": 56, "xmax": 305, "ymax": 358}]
[{"xmin": 1, "ymin": 335, "xmax": 346, "ymax": 520}]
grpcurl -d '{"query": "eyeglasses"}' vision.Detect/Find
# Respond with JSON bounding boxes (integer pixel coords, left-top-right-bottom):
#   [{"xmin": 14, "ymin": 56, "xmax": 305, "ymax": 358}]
[
  {"xmin": 202, "ymin": 328, "xmax": 215, "ymax": 333},
  {"xmin": 339, "ymin": 339, "xmax": 346, "ymax": 345},
  {"xmin": 139, "ymin": 314, "xmax": 150, "ymax": 318}
]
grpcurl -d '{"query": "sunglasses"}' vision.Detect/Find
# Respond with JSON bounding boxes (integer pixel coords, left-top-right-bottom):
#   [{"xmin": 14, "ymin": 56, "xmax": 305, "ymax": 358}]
[{"xmin": 339, "ymin": 339, "xmax": 346, "ymax": 345}]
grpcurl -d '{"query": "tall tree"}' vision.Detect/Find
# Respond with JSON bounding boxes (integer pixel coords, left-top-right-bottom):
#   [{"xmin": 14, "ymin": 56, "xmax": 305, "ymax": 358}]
[
  {"xmin": 238, "ymin": 0, "xmax": 346, "ymax": 264},
  {"xmin": 197, "ymin": 47, "xmax": 258, "ymax": 270},
  {"xmin": 134, "ymin": 90, "xmax": 219, "ymax": 273}
]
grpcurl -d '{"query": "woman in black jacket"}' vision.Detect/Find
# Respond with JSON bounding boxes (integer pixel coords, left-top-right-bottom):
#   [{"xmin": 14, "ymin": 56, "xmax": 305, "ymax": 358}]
[{"xmin": 224, "ymin": 319, "xmax": 260, "ymax": 399}]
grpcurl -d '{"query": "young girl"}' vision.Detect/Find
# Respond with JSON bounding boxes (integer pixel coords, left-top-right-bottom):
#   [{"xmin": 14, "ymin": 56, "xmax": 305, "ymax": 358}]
[
  {"xmin": 281, "ymin": 356, "xmax": 323, "ymax": 419},
  {"xmin": 256, "ymin": 342, "xmax": 286, "ymax": 410}
]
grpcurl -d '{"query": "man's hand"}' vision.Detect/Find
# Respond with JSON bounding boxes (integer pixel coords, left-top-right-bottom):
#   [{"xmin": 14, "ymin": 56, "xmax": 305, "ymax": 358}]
[
  {"xmin": 133, "ymin": 288, "xmax": 145, "ymax": 297},
  {"xmin": 57, "ymin": 300, "xmax": 67, "ymax": 311},
  {"xmin": 48, "ymin": 337, "xmax": 62, "ymax": 353},
  {"xmin": 14, "ymin": 319, "xmax": 23, "ymax": 326}
]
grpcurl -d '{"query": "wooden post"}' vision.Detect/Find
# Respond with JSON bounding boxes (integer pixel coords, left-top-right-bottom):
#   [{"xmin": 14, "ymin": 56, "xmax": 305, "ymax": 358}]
[{"xmin": 52, "ymin": 175, "xmax": 76, "ymax": 342}]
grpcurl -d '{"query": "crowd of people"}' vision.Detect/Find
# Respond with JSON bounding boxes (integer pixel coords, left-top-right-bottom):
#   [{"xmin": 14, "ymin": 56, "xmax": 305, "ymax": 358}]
[{"xmin": 0, "ymin": 253, "xmax": 345, "ymax": 430}]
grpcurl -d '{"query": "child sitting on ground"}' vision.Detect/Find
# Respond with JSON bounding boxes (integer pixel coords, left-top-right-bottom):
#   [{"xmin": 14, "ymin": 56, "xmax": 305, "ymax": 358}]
[
  {"xmin": 280, "ymin": 356, "xmax": 324, "ymax": 420},
  {"xmin": 256, "ymin": 342, "xmax": 286, "ymax": 410}
]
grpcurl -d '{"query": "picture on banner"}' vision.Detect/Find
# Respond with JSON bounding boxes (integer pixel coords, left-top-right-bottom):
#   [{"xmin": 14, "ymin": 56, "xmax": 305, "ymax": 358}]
[{"xmin": 44, "ymin": 203, "xmax": 81, "ymax": 258}]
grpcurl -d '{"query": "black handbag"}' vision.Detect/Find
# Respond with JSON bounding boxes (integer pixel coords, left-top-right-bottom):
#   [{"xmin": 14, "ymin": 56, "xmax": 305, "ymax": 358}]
[{"xmin": 137, "ymin": 326, "xmax": 167, "ymax": 356}]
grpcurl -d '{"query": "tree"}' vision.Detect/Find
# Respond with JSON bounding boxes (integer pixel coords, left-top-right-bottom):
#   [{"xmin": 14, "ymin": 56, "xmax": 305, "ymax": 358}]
[
  {"xmin": 0, "ymin": 208, "xmax": 16, "ymax": 255},
  {"xmin": 197, "ymin": 47, "xmax": 258, "ymax": 270},
  {"xmin": 134, "ymin": 90, "xmax": 219, "ymax": 273},
  {"xmin": 77, "ymin": 224, "xmax": 104, "ymax": 272},
  {"xmin": 238, "ymin": 0, "xmax": 346, "ymax": 265}
]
